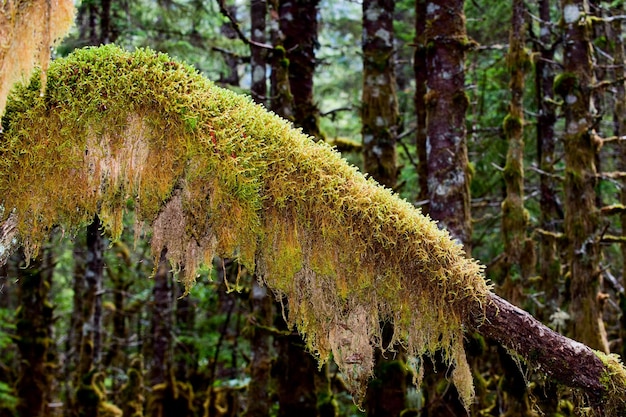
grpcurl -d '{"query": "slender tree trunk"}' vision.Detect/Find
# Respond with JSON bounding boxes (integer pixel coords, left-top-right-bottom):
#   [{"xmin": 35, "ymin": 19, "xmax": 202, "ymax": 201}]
[
  {"xmin": 15, "ymin": 250, "xmax": 54, "ymax": 417},
  {"xmin": 559, "ymin": 0, "xmax": 608, "ymax": 353},
  {"xmin": 414, "ymin": 0, "xmax": 428, "ymax": 202},
  {"xmin": 535, "ymin": 0, "xmax": 561, "ymax": 320},
  {"xmin": 424, "ymin": 0, "xmax": 472, "ymax": 252},
  {"xmin": 501, "ymin": 0, "xmax": 531, "ymax": 299},
  {"xmin": 250, "ymin": 0, "xmax": 267, "ymax": 106},
  {"xmin": 218, "ymin": 5, "xmax": 241, "ymax": 88},
  {"xmin": 612, "ymin": 1, "xmax": 626, "ymax": 361},
  {"xmin": 361, "ymin": 0, "xmax": 398, "ymax": 189},
  {"xmin": 148, "ymin": 248, "xmax": 172, "ymax": 388},
  {"xmin": 421, "ymin": 2, "xmax": 472, "ymax": 415},
  {"xmin": 242, "ymin": 281, "xmax": 274, "ymax": 417},
  {"xmin": 496, "ymin": 2, "xmax": 535, "ymax": 414},
  {"xmin": 279, "ymin": 0, "xmax": 322, "ymax": 140},
  {"xmin": 269, "ymin": 0, "xmax": 294, "ymax": 121},
  {"xmin": 361, "ymin": 1, "xmax": 405, "ymax": 416},
  {"xmin": 73, "ymin": 216, "xmax": 106, "ymax": 417}
]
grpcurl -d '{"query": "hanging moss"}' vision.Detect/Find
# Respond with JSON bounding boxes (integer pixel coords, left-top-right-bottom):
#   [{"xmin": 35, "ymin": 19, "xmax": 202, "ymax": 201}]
[
  {"xmin": 0, "ymin": 45, "xmax": 490, "ymax": 408},
  {"xmin": 0, "ymin": 0, "xmax": 75, "ymax": 118}
]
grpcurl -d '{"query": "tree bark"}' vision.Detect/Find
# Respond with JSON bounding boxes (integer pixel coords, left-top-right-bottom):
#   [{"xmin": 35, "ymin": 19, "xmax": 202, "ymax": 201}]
[
  {"xmin": 15, "ymin": 250, "xmax": 54, "ymax": 417},
  {"xmin": 559, "ymin": 0, "xmax": 608, "ymax": 353},
  {"xmin": 250, "ymin": 0, "xmax": 267, "ymax": 105},
  {"xmin": 424, "ymin": 0, "xmax": 472, "ymax": 251},
  {"xmin": 414, "ymin": 0, "xmax": 428, "ymax": 202},
  {"xmin": 501, "ymin": 0, "xmax": 531, "ymax": 295},
  {"xmin": 467, "ymin": 293, "xmax": 622, "ymax": 414},
  {"xmin": 361, "ymin": 0, "xmax": 398, "ymax": 189},
  {"xmin": 278, "ymin": 0, "xmax": 322, "ymax": 140},
  {"xmin": 535, "ymin": 0, "xmax": 561, "ymax": 322}
]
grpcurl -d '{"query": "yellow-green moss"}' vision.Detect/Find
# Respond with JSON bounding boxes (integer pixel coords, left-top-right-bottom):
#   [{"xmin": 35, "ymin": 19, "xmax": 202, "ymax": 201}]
[
  {"xmin": 595, "ymin": 351, "xmax": 626, "ymax": 415},
  {"xmin": 1, "ymin": 45, "xmax": 490, "ymax": 407}
]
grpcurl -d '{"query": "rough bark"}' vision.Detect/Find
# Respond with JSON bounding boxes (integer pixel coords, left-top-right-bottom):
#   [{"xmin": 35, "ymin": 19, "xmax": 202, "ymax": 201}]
[
  {"xmin": 613, "ymin": 2, "xmax": 626, "ymax": 362},
  {"xmin": 217, "ymin": 5, "xmax": 241, "ymax": 88},
  {"xmin": 468, "ymin": 293, "xmax": 623, "ymax": 414},
  {"xmin": 361, "ymin": 0, "xmax": 398, "ymax": 189},
  {"xmin": 148, "ymin": 248, "xmax": 173, "ymax": 387},
  {"xmin": 559, "ymin": 0, "xmax": 608, "ymax": 353},
  {"xmin": 414, "ymin": 0, "xmax": 428, "ymax": 202},
  {"xmin": 268, "ymin": 0, "xmax": 294, "ymax": 121},
  {"xmin": 250, "ymin": 0, "xmax": 267, "ymax": 105},
  {"xmin": 424, "ymin": 0, "xmax": 472, "ymax": 251},
  {"xmin": 535, "ymin": 0, "xmax": 561, "ymax": 321},
  {"xmin": 15, "ymin": 250, "xmax": 54, "ymax": 417},
  {"xmin": 242, "ymin": 280, "xmax": 274, "ymax": 417},
  {"xmin": 278, "ymin": 0, "xmax": 322, "ymax": 139}
]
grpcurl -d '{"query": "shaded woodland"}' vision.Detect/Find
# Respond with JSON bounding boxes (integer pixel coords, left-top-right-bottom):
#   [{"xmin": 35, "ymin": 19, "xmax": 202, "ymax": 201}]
[{"xmin": 2, "ymin": 0, "xmax": 626, "ymax": 416}]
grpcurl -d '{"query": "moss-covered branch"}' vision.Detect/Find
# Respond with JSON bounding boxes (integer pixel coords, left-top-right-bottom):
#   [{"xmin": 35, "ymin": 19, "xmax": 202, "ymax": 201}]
[{"xmin": 0, "ymin": 46, "xmax": 625, "ymax": 414}]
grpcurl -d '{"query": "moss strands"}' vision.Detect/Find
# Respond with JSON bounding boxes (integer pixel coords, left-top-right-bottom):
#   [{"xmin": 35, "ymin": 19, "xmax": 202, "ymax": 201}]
[
  {"xmin": 0, "ymin": 0, "xmax": 75, "ymax": 118},
  {"xmin": 0, "ymin": 45, "xmax": 489, "ymax": 406}
]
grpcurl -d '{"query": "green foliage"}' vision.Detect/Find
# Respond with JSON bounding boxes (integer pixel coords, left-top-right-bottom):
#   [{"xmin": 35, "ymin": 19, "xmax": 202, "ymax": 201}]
[
  {"xmin": 0, "ymin": 381, "xmax": 17, "ymax": 414},
  {"xmin": 2, "ymin": 45, "xmax": 489, "ymax": 407}
]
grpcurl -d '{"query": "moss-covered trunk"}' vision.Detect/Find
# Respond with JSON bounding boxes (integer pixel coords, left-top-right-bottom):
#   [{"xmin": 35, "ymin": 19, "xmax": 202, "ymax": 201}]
[
  {"xmin": 15, "ymin": 250, "xmax": 54, "ymax": 417},
  {"xmin": 559, "ymin": 0, "xmax": 608, "ymax": 353},
  {"xmin": 361, "ymin": 0, "xmax": 398, "ymax": 189},
  {"xmin": 501, "ymin": 0, "xmax": 531, "ymax": 299},
  {"xmin": 424, "ymin": 0, "xmax": 472, "ymax": 251}
]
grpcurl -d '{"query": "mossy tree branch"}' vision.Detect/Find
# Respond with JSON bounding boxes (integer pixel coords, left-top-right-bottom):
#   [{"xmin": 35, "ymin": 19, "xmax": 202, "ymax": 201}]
[{"xmin": 0, "ymin": 46, "xmax": 625, "ymax": 415}]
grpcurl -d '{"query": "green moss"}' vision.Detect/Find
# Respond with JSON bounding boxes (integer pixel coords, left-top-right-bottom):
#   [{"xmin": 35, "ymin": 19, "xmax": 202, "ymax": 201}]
[
  {"xmin": 1, "ymin": 45, "xmax": 490, "ymax": 409},
  {"xmin": 595, "ymin": 351, "xmax": 626, "ymax": 416},
  {"xmin": 554, "ymin": 72, "xmax": 579, "ymax": 98},
  {"xmin": 503, "ymin": 114, "xmax": 523, "ymax": 137}
]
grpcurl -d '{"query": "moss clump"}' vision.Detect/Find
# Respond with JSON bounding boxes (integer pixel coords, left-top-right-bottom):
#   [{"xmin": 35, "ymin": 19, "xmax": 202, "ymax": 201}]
[
  {"xmin": 596, "ymin": 351, "xmax": 626, "ymax": 415},
  {"xmin": 1, "ymin": 45, "xmax": 490, "ymax": 407}
]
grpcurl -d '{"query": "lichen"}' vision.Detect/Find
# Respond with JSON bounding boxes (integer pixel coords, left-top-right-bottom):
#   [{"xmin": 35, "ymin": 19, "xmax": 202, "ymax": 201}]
[{"xmin": 0, "ymin": 45, "xmax": 490, "ymax": 407}]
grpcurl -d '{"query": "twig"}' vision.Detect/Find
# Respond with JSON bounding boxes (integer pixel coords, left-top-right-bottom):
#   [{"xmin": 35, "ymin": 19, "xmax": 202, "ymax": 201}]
[{"xmin": 215, "ymin": 0, "xmax": 274, "ymax": 50}]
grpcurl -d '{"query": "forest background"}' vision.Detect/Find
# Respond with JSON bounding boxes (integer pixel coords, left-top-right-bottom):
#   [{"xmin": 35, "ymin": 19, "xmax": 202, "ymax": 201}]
[{"xmin": 2, "ymin": 0, "xmax": 626, "ymax": 416}]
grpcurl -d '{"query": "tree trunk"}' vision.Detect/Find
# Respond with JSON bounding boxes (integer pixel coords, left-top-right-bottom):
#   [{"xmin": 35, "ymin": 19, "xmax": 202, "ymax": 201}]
[
  {"xmin": 148, "ymin": 248, "xmax": 173, "ymax": 388},
  {"xmin": 424, "ymin": 0, "xmax": 472, "ymax": 251},
  {"xmin": 559, "ymin": 0, "xmax": 608, "ymax": 353},
  {"xmin": 278, "ymin": 0, "xmax": 322, "ymax": 140},
  {"xmin": 414, "ymin": 0, "xmax": 428, "ymax": 202},
  {"xmin": 242, "ymin": 281, "xmax": 274, "ymax": 417},
  {"xmin": 501, "ymin": 0, "xmax": 531, "ymax": 299},
  {"xmin": 535, "ymin": 0, "xmax": 562, "ymax": 322},
  {"xmin": 361, "ymin": 0, "xmax": 398, "ymax": 189},
  {"xmin": 250, "ymin": 0, "xmax": 267, "ymax": 106},
  {"xmin": 73, "ymin": 216, "xmax": 106, "ymax": 416},
  {"xmin": 15, "ymin": 250, "xmax": 54, "ymax": 417},
  {"xmin": 613, "ymin": 1, "xmax": 626, "ymax": 363}
]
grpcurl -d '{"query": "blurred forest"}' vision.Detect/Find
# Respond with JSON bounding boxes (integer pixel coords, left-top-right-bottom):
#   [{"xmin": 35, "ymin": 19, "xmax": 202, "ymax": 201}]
[{"xmin": 2, "ymin": 0, "xmax": 626, "ymax": 416}]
